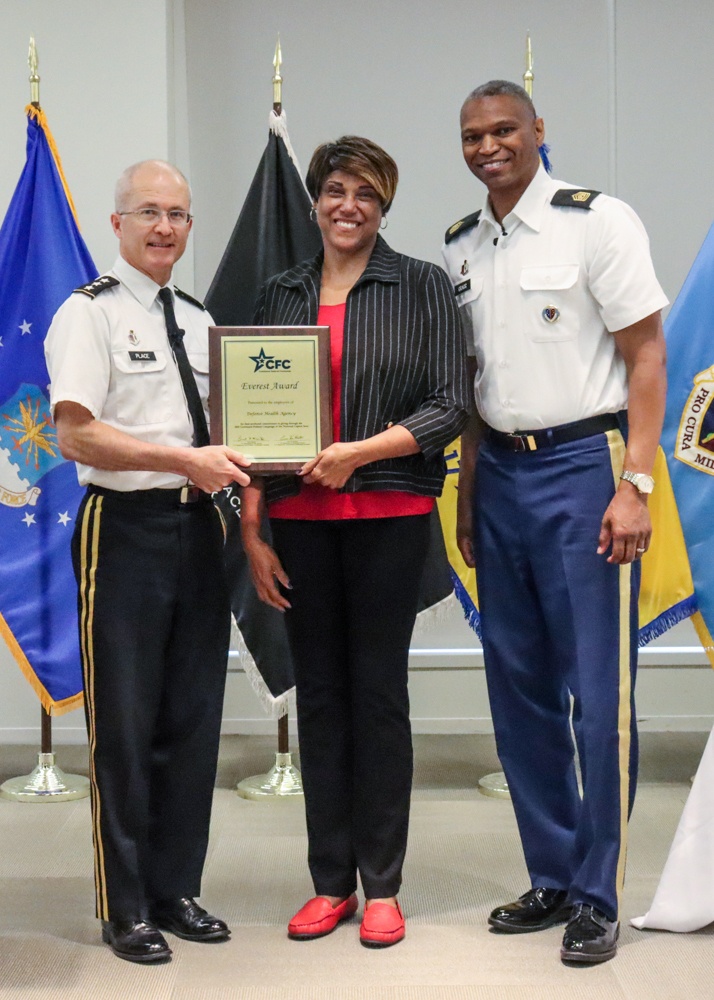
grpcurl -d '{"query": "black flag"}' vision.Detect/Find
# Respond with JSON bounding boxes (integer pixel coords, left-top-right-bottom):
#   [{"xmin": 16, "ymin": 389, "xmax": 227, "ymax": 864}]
[
  {"xmin": 207, "ymin": 117, "xmax": 322, "ymax": 327},
  {"xmin": 207, "ymin": 112, "xmax": 453, "ymax": 714},
  {"xmin": 206, "ymin": 112, "xmax": 321, "ymax": 715}
]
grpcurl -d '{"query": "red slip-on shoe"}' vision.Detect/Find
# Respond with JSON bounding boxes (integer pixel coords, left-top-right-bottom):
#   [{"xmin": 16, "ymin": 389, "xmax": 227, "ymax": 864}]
[
  {"xmin": 288, "ymin": 894, "xmax": 359, "ymax": 940},
  {"xmin": 359, "ymin": 901, "xmax": 405, "ymax": 948}
]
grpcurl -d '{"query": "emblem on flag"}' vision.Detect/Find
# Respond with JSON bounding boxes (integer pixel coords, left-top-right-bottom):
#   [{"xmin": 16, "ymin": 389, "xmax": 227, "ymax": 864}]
[
  {"xmin": 674, "ymin": 365, "xmax": 714, "ymax": 475},
  {"xmin": 0, "ymin": 383, "xmax": 64, "ymax": 508}
]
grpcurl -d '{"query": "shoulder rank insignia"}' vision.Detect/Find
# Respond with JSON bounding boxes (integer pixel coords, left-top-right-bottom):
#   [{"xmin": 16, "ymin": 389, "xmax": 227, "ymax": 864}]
[
  {"xmin": 444, "ymin": 210, "xmax": 482, "ymax": 244},
  {"xmin": 551, "ymin": 188, "xmax": 601, "ymax": 209},
  {"xmin": 174, "ymin": 286, "xmax": 206, "ymax": 311},
  {"xmin": 73, "ymin": 275, "xmax": 119, "ymax": 298}
]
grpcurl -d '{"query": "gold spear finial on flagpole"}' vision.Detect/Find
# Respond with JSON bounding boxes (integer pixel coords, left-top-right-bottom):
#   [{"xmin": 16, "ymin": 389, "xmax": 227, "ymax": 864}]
[
  {"xmin": 273, "ymin": 36, "xmax": 283, "ymax": 114},
  {"xmin": 28, "ymin": 36, "xmax": 40, "ymax": 107},
  {"xmin": 523, "ymin": 31, "xmax": 534, "ymax": 98}
]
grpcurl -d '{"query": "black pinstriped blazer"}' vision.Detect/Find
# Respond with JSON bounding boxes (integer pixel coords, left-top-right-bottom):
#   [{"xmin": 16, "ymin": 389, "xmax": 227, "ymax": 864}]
[{"xmin": 253, "ymin": 235, "xmax": 471, "ymax": 504}]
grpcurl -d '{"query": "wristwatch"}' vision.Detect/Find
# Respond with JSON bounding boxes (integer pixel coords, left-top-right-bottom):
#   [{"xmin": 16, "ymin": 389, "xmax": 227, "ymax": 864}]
[{"xmin": 620, "ymin": 470, "xmax": 655, "ymax": 494}]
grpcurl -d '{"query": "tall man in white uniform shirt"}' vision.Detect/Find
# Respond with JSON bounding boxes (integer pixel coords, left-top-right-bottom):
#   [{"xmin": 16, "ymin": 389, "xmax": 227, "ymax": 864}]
[
  {"xmin": 45, "ymin": 160, "xmax": 250, "ymax": 964},
  {"xmin": 442, "ymin": 82, "xmax": 668, "ymax": 965}
]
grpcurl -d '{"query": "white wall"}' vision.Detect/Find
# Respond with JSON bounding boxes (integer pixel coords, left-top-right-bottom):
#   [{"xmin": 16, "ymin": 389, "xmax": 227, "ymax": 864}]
[
  {"xmin": 183, "ymin": 0, "xmax": 711, "ymax": 305},
  {"xmin": 1, "ymin": 0, "xmax": 713, "ymax": 744},
  {"xmin": 0, "ymin": 0, "xmax": 195, "ymax": 287}
]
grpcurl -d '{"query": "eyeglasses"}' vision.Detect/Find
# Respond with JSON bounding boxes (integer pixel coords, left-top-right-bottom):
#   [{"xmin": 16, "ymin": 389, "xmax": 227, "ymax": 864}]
[{"xmin": 118, "ymin": 208, "xmax": 192, "ymax": 227}]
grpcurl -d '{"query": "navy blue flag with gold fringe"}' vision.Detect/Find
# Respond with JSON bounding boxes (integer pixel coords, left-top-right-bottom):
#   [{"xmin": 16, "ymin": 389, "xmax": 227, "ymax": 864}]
[{"xmin": 0, "ymin": 106, "xmax": 97, "ymax": 714}]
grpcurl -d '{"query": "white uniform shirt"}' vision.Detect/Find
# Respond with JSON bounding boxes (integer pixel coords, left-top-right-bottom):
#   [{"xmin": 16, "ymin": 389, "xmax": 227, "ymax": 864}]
[
  {"xmin": 45, "ymin": 256, "xmax": 212, "ymax": 490},
  {"xmin": 442, "ymin": 165, "xmax": 668, "ymax": 432}
]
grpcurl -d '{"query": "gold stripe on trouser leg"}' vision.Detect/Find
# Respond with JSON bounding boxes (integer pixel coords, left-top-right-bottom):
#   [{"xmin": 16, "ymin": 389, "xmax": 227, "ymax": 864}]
[
  {"xmin": 606, "ymin": 429, "xmax": 633, "ymax": 915},
  {"xmin": 78, "ymin": 495, "xmax": 109, "ymax": 920}
]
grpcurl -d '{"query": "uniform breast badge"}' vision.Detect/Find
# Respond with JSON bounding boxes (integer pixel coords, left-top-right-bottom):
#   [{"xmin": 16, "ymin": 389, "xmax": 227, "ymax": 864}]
[
  {"xmin": 542, "ymin": 306, "xmax": 560, "ymax": 323},
  {"xmin": 128, "ymin": 330, "xmax": 139, "ymax": 345},
  {"xmin": 460, "ymin": 260, "xmax": 469, "ymax": 276}
]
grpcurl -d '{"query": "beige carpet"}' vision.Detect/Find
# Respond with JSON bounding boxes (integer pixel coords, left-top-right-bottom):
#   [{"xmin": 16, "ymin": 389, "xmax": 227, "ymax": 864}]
[{"xmin": 0, "ymin": 734, "xmax": 712, "ymax": 999}]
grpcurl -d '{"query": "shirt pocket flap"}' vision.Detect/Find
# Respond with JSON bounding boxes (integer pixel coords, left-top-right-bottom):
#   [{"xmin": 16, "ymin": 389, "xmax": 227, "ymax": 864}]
[
  {"xmin": 113, "ymin": 349, "xmax": 169, "ymax": 374},
  {"xmin": 520, "ymin": 265, "xmax": 579, "ymax": 292},
  {"xmin": 187, "ymin": 350, "xmax": 209, "ymax": 375}
]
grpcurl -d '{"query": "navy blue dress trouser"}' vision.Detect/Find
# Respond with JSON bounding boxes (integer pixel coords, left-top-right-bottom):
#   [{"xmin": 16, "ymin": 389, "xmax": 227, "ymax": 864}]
[{"xmin": 473, "ymin": 430, "xmax": 639, "ymax": 922}]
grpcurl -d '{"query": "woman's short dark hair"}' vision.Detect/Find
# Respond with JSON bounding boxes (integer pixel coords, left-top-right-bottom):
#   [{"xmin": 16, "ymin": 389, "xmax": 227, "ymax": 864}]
[{"xmin": 306, "ymin": 136, "xmax": 399, "ymax": 213}]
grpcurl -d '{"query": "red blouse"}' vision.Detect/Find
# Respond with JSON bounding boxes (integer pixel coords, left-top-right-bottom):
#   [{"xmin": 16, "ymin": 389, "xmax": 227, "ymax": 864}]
[{"xmin": 268, "ymin": 302, "xmax": 434, "ymax": 520}]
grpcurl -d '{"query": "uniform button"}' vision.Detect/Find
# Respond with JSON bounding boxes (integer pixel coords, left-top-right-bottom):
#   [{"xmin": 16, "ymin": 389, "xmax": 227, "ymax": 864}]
[
  {"xmin": 502, "ymin": 399, "xmax": 511, "ymax": 407},
  {"xmin": 498, "ymin": 320, "xmax": 505, "ymax": 328},
  {"xmin": 498, "ymin": 360, "xmax": 509, "ymax": 368}
]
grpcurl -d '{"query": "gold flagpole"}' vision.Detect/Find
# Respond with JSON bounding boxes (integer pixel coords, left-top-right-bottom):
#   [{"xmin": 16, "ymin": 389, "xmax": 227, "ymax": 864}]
[
  {"xmin": 272, "ymin": 36, "xmax": 282, "ymax": 115},
  {"xmin": 236, "ymin": 38, "xmax": 302, "ymax": 799},
  {"xmin": 28, "ymin": 36, "xmax": 40, "ymax": 106},
  {"xmin": 523, "ymin": 31, "xmax": 534, "ymax": 99},
  {"xmin": 0, "ymin": 39, "xmax": 90, "ymax": 804}
]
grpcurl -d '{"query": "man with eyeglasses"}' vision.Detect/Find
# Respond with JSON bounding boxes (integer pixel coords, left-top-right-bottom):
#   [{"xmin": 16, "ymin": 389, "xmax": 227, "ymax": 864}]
[{"xmin": 45, "ymin": 160, "xmax": 251, "ymax": 963}]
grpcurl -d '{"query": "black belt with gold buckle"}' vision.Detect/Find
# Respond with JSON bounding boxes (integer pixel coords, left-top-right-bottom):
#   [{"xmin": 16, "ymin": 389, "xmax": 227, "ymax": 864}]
[{"xmin": 486, "ymin": 412, "xmax": 623, "ymax": 452}]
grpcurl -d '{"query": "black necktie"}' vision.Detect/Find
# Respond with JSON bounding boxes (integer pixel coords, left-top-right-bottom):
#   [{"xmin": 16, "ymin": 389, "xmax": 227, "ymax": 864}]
[{"xmin": 158, "ymin": 287, "xmax": 210, "ymax": 447}]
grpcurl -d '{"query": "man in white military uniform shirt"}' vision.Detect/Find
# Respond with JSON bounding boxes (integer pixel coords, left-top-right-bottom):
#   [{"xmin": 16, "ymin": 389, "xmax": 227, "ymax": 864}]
[
  {"xmin": 442, "ymin": 81, "xmax": 668, "ymax": 964},
  {"xmin": 45, "ymin": 160, "xmax": 250, "ymax": 964}
]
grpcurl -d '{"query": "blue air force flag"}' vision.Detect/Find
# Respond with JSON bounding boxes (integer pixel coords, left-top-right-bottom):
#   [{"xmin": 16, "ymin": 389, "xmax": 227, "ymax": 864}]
[{"xmin": 0, "ymin": 106, "xmax": 97, "ymax": 713}]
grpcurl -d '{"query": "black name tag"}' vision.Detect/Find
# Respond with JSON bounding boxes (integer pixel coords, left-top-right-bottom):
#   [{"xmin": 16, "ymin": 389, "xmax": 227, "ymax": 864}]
[
  {"xmin": 455, "ymin": 279, "xmax": 471, "ymax": 296},
  {"xmin": 129, "ymin": 351, "xmax": 156, "ymax": 362}
]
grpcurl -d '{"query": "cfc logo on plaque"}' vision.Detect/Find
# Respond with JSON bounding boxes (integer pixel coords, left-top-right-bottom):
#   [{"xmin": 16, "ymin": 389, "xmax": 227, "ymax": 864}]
[
  {"xmin": 675, "ymin": 365, "xmax": 714, "ymax": 476},
  {"xmin": 249, "ymin": 347, "xmax": 292, "ymax": 373}
]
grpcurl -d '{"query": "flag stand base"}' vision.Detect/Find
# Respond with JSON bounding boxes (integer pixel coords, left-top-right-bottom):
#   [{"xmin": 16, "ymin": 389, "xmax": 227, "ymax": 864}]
[
  {"xmin": 236, "ymin": 752, "xmax": 303, "ymax": 799},
  {"xmin": 478, "ymin": 770, "xmax": 510, "ymax": 799},
  {"xmin": 0, "ymin": 752, "xmax": 90, "ymax": 803}
]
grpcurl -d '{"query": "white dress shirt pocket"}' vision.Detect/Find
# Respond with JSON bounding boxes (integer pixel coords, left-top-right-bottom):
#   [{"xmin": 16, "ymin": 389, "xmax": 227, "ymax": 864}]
[
  {"xmin": 520, "ymin": 265, "xmax": 580, "ymax": 342},
  {"xmin": 112, "ymin": 349, "xmax": 171, "ymax": 426}
]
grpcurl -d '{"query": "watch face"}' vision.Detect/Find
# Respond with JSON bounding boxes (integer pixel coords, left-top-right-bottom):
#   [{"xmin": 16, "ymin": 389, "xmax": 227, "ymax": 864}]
[{"xmin": 623, "ymin": 471, "xmax": 654, "ymax": 494}]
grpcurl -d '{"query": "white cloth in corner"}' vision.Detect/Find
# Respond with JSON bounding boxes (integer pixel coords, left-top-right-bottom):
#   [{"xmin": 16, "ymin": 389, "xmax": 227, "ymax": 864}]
[{"xmin": 631, "ymin": 724, "xmax": 714, "ymax": 932}]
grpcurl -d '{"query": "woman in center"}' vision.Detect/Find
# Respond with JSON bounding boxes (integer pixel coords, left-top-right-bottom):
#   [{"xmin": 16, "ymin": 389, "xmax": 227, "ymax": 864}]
[{"xmin": 241, "ymin": 136, "xmax": 469, "ymax": 947}]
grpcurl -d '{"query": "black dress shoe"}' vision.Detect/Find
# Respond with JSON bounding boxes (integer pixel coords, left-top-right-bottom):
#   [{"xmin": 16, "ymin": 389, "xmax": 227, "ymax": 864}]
[
  {"xmin": 101, "ymin": 919, "xmax": 172, "ymax": 963},
  {"xmin": 151, "ymin": 897, "xmax": 230, "ymax": 941},
  {"xmin": 561, "ymin": 903, "xmax": 619, "ymax": 964},
  {"xmin": 488, "ymin": 887, "xmax": 571, "ymax": 933}
]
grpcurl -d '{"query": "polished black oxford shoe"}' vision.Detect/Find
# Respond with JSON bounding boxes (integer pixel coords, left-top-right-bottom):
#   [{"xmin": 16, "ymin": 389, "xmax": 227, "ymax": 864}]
[
  {"xmin": 101, "ymin": 919, "xmax": 172, "ymax": 963},
  {"xmin": 561, "ymin": 903, "xmax": 619, "ymax": 964},
  {"xmin": 150, "ymin": 897, "xmax": 231, "ymax": 941},
  {"xmin": 488, "ymin": 887, "xmax": 571, "ymax": 933}
]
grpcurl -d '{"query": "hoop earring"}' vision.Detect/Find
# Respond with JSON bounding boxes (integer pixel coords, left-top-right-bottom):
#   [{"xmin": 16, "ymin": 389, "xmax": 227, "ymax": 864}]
[
  {"xmin": 380, "ymin": 216, "xmax": 388, "ymax": 230},
  {"xmin": 309, "ymin": 205, "xmax": 316, "ymax": 222}
]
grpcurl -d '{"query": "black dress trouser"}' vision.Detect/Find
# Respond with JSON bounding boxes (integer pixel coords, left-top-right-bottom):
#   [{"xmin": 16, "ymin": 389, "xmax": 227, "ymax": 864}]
[
  {"xmin": 270, "ymin": 514, "xmax": 431, "ymax": 899},
  {"xmin": 72, "ymin": 488, "xmax": 230, "ymax": 921}
]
